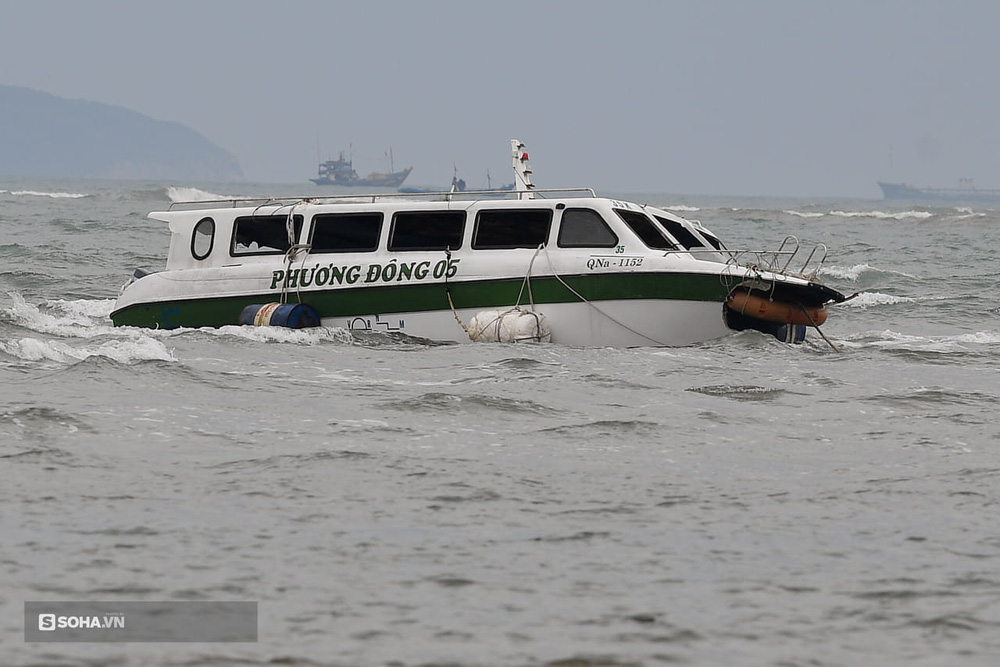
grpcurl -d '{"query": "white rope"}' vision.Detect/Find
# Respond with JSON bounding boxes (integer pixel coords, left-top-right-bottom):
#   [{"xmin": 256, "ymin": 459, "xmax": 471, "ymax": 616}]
[
  {"xmin": 513, "ymin": 244, "xmax": 543, "ymax": 310},
  {"xmin": 540, "ymin": 245, "xmax": 668, "ymax": 346},
  {"xmin": 279, "ymin": 202, "xmax": 312, "ymax": 305}
]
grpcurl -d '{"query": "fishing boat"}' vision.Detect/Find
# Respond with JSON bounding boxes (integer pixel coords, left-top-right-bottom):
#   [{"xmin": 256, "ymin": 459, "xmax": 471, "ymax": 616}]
[
  {"xmin": 311, "ymin": 149, "xmax": 413, "ymax": 187},
  {"xmin": 112, "ymin": 140, "xmax": 846, "ymax": 346}
]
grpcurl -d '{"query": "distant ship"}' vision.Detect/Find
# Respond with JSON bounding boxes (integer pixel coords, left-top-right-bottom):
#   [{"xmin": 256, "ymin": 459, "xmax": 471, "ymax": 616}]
[
  {"xmin": 311, "ymin": 149, "xmax": 412, "ymax": 187},
  {"xmin": 878, "ymin": 179, "xmax": 1000, "ymax": 203}
]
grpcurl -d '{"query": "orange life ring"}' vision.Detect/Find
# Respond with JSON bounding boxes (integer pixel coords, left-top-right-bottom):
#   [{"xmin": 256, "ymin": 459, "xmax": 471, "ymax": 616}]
[{"xmin": 726, "ymin": 290, "xmax": 828, "ymax": 327}]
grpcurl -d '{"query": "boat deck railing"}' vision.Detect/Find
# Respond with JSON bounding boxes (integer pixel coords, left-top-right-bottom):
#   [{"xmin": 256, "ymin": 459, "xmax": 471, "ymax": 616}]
[
  {"xmin": 166, "ymin": 187, "xmax": 598, "ymax": 211},
  {"xmin": 712, "ymin": 236, "xmax": 829, "ymax": 281}
]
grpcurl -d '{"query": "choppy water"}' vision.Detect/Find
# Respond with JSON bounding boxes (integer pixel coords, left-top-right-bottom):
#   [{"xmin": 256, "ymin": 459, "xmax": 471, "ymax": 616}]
[{"xmin": 2, "ymin": 179, "xmax": 1000, "ymax": 666}]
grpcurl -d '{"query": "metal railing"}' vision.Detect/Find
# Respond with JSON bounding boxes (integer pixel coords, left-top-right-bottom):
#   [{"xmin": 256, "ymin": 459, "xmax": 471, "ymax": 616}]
[
  {"xmin": 715, "ymin": 235, "xmax": 828, "ymax": 280},
  {"xmin": 166, "ymin": 187, "xmax": 598, "ymax": 211}
]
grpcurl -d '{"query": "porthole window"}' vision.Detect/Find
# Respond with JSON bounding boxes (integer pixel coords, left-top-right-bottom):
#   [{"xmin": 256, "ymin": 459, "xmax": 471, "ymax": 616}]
[{"xmin": 191, "ymin": 217, "xmax": 215, "ymax": 260}]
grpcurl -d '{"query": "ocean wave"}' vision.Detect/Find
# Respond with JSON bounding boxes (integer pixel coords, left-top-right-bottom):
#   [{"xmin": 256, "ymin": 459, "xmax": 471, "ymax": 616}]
[
  {"xmin": 842, "ymin": 329, "xmax": 1000, "ymax": 352},
  {"xmin": 2, "ymin": 293, "xmax": 114, "ymax": 338},
  {"xmin": 948, "ymin": 207, "xmax": 987, "ymax": 220},
  {"xmin": 663, "ymin": 205, "xmax": 700, "ymax": 212},
  {"xmin": 829, "ymin": 210, "xmax": 933, "ymax": 220},
  {"xmin": 821, "ymin": 264, "xmax": 918, "ymax": 281},
  {"xmin": 166, "ymin": 186, "xmax": 231, "ymax": 203},
  {"xmin": 44, "ymin": 297, "xmax": 116, "ymax": 319},
  {"xmin": 821, "ymin": 264, "xmax": 874, "ymax": 281},
  {"xmin": 840, "ymin": 292, "xmax": 915, "ymax": 308},
  {"xmin": 2, "ymin": 189, "xmax": 90, "ymax": 199},
  {"xmin": 207, "ymin": 324, "xmax": 353, "ymax": 345},
  {"xmin": 2, "ymin": 292, "xmax": 361, "ymax": 346},
  {"xmin": 0, "ymin": 336, "xmax": 175, "ymax": 364},
  {"xmin": 782, "ymin": 209, "xmax": 935, "ymax": 220}
]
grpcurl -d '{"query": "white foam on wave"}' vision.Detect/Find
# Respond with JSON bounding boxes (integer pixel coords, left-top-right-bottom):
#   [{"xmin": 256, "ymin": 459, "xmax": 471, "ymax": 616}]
[
  {"xmin": 44, "ymin": 297, "xmax": 116, "ymax": 320},
  {"xmin": 3, "ymin": 293, "xmax": 115, "ymax": 338},
  {"xmin": 842, "ymin": 329, "xmax": 1000, "ymax": 352},
  {"xmin": 829, "ymin": 210, "xmax": 933, "ymax": 220},
  {"xmin": 821, "ymin": 264, "xmax": 918, "ymax": 281},
  {"xmin": 821, "ymin": 264, "xmax": 873, "ymax": 281},
  {"xmin": 784, "ymin": 210, "xmax": 824, "ymax": 218},
  {"xmin": 1, "ymin": 292, "xmax": 173, "ymax": 364},
  {"xmin": 664, "ymin": 205, "xmax": 700, "ymax": 212},
  {"xmin": 209, "ymin": 324, "xmax": 354, "ymax": 345},
  {"xmin": 166, "ymin": 186, "xmax": 229, "ymax": 203},
  {"xmin": 0, "ymin": 336, "xmax": 175, "ymax": 364},
  {"xmin": 4, "ymin": 189, "xmax": 90, "ymax": 199},
  {"xmin": 841, "ymin": 292, "xmax": 914, "ymax": 308},
  {"xmin": 950, "ymin": 207, "xmax": 986, "ymax": 220},
  {"xmin": 953, "ymin": 331, "xmax": 1000, "ymax": 344}
]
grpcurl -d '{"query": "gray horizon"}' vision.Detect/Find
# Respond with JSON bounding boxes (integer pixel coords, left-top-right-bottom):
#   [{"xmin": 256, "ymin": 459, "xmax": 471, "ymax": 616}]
[{"xmin": 2, "ymin": 0, "xmax": 997, "ymax": 198}]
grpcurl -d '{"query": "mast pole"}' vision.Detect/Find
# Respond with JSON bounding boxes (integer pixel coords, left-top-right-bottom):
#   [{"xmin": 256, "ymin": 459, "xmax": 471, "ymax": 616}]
[{"xmin": 511, "ymin": 139, "xmax": 535, "ymax": 199}]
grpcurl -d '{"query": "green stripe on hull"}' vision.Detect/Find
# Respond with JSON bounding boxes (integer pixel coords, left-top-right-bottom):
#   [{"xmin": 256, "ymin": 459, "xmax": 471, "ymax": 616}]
[{"xmin": 111, "ymin": 272, "xmax": 732, "ymax": 329}]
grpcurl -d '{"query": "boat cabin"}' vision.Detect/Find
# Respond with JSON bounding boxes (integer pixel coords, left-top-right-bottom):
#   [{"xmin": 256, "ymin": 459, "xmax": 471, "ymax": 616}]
[
  {"xmin": 158, "ymin": 191, "xmax": 728, "ymax": 272},
  {"xmin": 114, "ymin": 138, "xmax": 843, "ymax": 344}
]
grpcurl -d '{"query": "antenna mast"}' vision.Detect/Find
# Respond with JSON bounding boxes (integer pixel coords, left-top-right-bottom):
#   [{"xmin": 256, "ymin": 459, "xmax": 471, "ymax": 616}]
[{"xmin": 511, "ymin": 139, "xmax": 535, "ymax": 199}]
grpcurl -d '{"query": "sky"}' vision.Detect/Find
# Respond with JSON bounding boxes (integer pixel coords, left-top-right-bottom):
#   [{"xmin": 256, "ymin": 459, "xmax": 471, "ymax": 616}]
[{"xmin": 3, "ymin": 0, "xmax": 1000, "ymax": 197}]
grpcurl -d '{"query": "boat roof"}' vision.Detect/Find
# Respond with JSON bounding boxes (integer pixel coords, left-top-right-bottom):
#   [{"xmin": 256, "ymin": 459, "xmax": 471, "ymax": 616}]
[{"xmin": 163, "ymin": 187, "xmax": 600, "ymax": 212}]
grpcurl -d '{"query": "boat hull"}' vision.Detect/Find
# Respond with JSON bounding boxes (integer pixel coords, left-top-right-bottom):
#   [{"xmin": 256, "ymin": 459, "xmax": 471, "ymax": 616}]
[
  {"xmin": 111, "ymin": 270, "xmax": 738, "ymax": 346},
  {"xmin": 112, "ymin": 179, "xmax": 845, "ymax": 346},
  {"xmin": 311, "ymin": 167, "xmax": 413, "ymax": 188}
]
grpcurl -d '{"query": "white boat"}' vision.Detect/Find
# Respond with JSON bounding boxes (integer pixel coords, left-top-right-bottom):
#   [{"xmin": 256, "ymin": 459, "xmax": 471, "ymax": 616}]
[{"xmin": 111, "ymin": 140, "xmax": 846, "ymax": 346}]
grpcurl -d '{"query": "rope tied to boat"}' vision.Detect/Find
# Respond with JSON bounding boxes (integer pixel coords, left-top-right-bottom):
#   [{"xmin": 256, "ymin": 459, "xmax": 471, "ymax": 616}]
[
  {"xmin": 445, "ymin": 245, "xmax": 548, "ymax": 341},
  {"xmin": 540, "ymin": 245, "xmax": 669, "ymax": 346},
  {"xmin": 278, "ymin": 201, "xmax": 312, "ymax": 305},
  {"xmin": 798, "ymin": 304, "xmax": 840, "ymax": 352},
  {"xmin": 513, "ymin": 244, "xmax": 543, "ymax": 311},
  {"xmin": 443, "ymin": 247, "xmax": 468, "ymax": 333}
]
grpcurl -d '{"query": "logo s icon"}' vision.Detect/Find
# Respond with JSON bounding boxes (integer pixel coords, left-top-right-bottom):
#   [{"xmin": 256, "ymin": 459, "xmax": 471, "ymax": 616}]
[{"xmin": 38, "ymin": 613, "xmax": 56, "ymax": 631}]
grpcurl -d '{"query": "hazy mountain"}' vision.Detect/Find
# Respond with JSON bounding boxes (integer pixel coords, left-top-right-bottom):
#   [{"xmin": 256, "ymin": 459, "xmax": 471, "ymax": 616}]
[{"xmin": 0, "ymin": 84, "xmax": 244, "ymax": 181}]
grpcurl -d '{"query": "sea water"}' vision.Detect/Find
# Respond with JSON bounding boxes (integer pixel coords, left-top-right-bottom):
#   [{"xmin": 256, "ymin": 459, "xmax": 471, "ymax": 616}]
[{"xmin": 2, "ymin": 179, "xmax": 999, "ymax": 666}]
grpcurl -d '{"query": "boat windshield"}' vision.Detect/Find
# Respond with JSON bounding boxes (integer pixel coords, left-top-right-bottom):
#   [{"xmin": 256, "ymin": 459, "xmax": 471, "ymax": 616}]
[
  {"xmin": 614, "ymin": 209, "xmax": 678, "ymax": 251},
  {"xmin": 651, "ymin": 214, "xmax": 706, "ymax": 250}
]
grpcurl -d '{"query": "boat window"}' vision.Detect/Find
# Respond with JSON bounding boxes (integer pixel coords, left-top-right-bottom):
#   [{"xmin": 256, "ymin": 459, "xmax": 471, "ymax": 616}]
[
  {"xmin": 191, "ymin": 217, "xmax": 215, "ymax": 260},
  {"xmin": 557, "ymin": 208, "xmax": 618, "ymax": 248},
  {"xmin": 472, "ymin": 209, "xmax": 552, "ymax": 249},
  {"xmin": 700, "ymin": 231, "xmax": 724, "ymax": 250},
  {"xmin": 652, "ymin": 214, "xmax": 705, "ymax": 250},
  {"xmin": 389, "ymin": 211, "xmax": 466, "ymax": 251},
  {"xmin": 231, "ymin": 214, "xmax": 304, "ymax": 256},
  {"xmin": 614, "ymin": 209, "xmax": 678, "ymax": 250},
  {"xmin": 308, "ymin": 212, "xmax": 383, "ymax": 253}
]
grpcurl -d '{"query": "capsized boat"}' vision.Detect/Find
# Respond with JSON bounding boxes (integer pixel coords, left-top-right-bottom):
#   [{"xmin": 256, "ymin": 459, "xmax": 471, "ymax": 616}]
[{"xmin": 112, "ymin": 140, "xmax": 846, "ymax": 346}]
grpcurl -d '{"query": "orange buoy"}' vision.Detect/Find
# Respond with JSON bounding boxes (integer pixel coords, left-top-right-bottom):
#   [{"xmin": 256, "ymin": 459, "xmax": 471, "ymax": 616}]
[{"xmin": 726, "ymin": 290, "xmax": 828, "ymax": 327}]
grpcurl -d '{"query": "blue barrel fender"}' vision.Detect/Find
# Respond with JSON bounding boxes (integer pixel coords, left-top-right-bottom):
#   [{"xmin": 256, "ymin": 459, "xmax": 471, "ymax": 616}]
[{"xmin": 238, "ymin": 303, "xmax": 320, "ymax": 329}]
